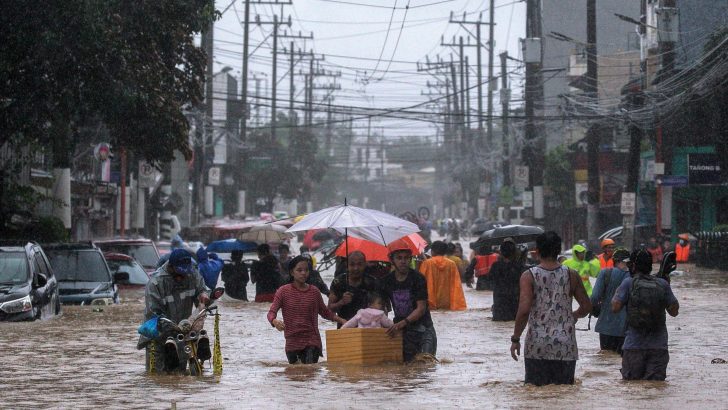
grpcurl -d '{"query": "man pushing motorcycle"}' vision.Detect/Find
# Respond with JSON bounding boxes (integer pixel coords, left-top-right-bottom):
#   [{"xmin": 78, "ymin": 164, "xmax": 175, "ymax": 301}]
[{"xmin": 138, "ymin": 248, "xmax": 210, "ymax": 373}]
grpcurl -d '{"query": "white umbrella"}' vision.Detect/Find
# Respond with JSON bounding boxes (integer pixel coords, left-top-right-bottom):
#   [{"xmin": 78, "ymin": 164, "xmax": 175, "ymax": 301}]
[
  {"xmin": 286, "ymin": 203, "xmax": 420, "ymax": 246},
  {"xmin": 238, "ymin": 224, "xmax": 293, "ymax": 244}
]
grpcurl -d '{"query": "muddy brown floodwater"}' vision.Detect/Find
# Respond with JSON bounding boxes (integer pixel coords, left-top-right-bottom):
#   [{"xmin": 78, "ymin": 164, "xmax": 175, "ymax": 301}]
[{"xmin": 2, "ymin": 256, "xmax": 728, "ymax": 409}]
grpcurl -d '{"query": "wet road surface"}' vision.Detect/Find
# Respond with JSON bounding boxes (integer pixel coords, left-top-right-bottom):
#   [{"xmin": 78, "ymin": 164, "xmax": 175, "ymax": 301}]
[{"xmin": 2, "ymin": 249, "xmax": 727, "ymax": 409}]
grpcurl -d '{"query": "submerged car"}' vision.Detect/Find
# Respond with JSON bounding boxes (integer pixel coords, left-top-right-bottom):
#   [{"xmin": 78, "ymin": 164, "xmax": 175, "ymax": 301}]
[
  {"xmin": 0, "ymin": 241, "xmax": 60, "ymax": 321},
  {"xmin": 103, "ymin": 252, "xmax": 149, "ymax": 288},
  {"xmin": 94, "ymin": 238, "xmax": 160, "ymax": 273},
  {"xmin": 44, "ymin": 243, "xmax": 119, "ymax": 305}
]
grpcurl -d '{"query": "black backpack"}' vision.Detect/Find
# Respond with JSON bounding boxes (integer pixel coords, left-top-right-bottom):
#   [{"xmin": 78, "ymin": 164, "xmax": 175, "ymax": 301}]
[{"xmin": 627, "ymin": 275, "xmax": 667, "ymax": 333}]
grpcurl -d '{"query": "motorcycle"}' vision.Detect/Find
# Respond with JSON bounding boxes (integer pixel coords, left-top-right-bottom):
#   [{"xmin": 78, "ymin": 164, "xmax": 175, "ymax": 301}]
[{"xmin": 156, "ymin": 287, "xmax": 225, "ymax": 376}]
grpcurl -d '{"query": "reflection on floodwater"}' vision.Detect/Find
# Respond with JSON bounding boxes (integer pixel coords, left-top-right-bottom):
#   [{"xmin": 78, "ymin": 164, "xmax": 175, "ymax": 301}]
[{"xmin": 2, "ymin": 260, "xmax": 728, "ymax": 409}]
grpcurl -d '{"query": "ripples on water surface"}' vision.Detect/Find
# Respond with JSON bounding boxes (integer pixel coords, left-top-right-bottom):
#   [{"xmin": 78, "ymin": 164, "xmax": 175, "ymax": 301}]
[{"xmin": 1, "ymin": 263, "xmax": 727, "ymax": 409}]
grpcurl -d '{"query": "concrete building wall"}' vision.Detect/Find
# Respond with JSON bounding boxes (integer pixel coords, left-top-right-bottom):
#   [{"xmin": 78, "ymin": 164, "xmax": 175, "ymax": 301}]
[
  {"xmin": 675, "ymin": 0, "xmax": 728, "ymax": 65},
  {"xmin": 541, "ymin": 0, "xmax": 640, "ymax": 149}
]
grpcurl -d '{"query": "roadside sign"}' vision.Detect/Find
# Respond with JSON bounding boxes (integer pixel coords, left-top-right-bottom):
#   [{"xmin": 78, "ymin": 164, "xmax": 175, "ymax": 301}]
[
  {"xmin": 688, "ymin": 153, "xmax": 722, "ymax": 185},
  {"xmin": 208, "ymin": 167, "xmax": 221, "ymax": 186},
  {"xmin": 620, "ymin": 192, "xmax": 636, "ymax": 215},
  {"xmin": 522, "ymin": 191, "xmax": 533, "ymax": 208},
  {"xmin": 514, "ymin": 166, "xmax": 529, "ymax": 189},
  {"xmin": 138, "ymin": 161, "xmax": 155, "ymax": 188},
  {"xmin": 656, "ymin": 175, "xmax": 688, "ymax": 187}
]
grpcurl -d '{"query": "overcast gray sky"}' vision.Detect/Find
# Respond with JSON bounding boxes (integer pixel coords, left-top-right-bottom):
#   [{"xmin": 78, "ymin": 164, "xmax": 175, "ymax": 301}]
[{"xmin": 211, "ymin": 0, "xmax": 526, "ymax": 139}]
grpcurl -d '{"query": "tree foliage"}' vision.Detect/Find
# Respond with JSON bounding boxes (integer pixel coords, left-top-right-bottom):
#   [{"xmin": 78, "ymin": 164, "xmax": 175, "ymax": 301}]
[
  {"xmin": 244, "ymin": 126, "xmax": 327, "ymax": 211},
  {"xmin": 544, "ymin": 145, "xmax": 575, "ymax": 210},
  {"xmin": 0, "ymin": 0, "xmax": 217, "ymax": 164}
]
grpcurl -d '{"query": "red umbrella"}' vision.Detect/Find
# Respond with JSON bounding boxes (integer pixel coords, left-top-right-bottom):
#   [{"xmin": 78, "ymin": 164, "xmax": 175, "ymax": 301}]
[
  {"xmin": 335, "ymin": 233, "xmax": 428, "ymax": 262},
  {"xmin": 334, "ymin": 237, "xmax": 390, "ymax": 262}
]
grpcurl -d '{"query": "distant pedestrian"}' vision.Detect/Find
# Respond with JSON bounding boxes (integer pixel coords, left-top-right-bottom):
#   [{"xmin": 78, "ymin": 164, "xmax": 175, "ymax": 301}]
[
  {"xmin": 419, "ymin": 241, "xmax": 466, "ymax": 310},
  {"xmin": 267, "ymin": 256, "xmax": 346, "ymax": 364},
  {"xmin": 590, "ymin": 248, "xmax": 631, "ymax": 354},
  {"xmin": 445, "ymin": 242, "xmax": 467, "ymax": 281},
  {"xmin": 646, "ymin": 237, "xmax": 663, "ymax": 264},
  {"xmin": 563, "ymin": 243, "xmax": 600, "ymax": 296},
  {"xmin": 466, "ymin": 246, "xmax": 499, "ymax": 290},
  {"xmin": 221, "ymin": 250, "xmax": 250, "ymax": 301},
  {"xmin": 277, "ymin": 244, "xmax": 293, "ymax": 283},
  {"xmin": 489, "ymin": 239, "xmax": 524, "ymax": 321},
  {"xmin": 510, "ymin": 231, "xmax": 592, "ymax": 386},
  {"xmin": 251, "ymin": 244, "xmax": 281, "ymax": 303},
  {"xmin": 611, "ymin": 249, "xmax": 680, "ymax": 381},
  {"xmin": 598, "ymin": 239, "xmax": 616, "ymax": 269}
]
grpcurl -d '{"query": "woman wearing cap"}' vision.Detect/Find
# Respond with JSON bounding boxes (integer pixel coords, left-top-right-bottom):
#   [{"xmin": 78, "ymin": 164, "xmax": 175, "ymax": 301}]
[{"xmin": 590, "ymin": 248, "xmax": 631, "ymax": 354}]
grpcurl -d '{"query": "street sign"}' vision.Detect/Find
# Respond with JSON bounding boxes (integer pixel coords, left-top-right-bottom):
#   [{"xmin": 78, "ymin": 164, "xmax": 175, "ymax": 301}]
[
  {"xmin": 208, "ymin": 167, "xmax": 221, "ymax": 186},
  {"xmin": 620, "ymin": 192, "xmax": 636, "ymax": 215},
  {"xmin": 514, "ymin": 166, "xmax": 529, "ymax": 189},
  {"xmin": 688, "ymin": 153, "xmax": 722, "ymax": 185},
  {"xmin": 656, "ymin": 175, "xmax": 688, "ymax": 187},
  {"xmin": 138, "ymin": 161, "xmax": 155, "ymax": 188},
  {"xmin": 522, "ymin": 190, "xmax": 533, "ymax": 208}
]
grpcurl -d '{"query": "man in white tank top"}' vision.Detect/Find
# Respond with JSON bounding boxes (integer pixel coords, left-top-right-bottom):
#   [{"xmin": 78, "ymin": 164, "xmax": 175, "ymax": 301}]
[{"xmin": 509, "ymin": 231, "xmax": 592, "ymax": 386}]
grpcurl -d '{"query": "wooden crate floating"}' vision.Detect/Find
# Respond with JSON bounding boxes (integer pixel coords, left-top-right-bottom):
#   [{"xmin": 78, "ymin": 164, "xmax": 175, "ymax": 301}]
[{"xmin": 326, "ymin": 328, "xmax": 403, "ymax": 365}]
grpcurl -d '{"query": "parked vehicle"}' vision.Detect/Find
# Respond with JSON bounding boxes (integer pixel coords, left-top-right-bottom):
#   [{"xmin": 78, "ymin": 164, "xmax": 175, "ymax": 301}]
[
  {"xmin": 156, "ymin": 241, "xmax": 172, "ymax": 256},
  {"xmin": 44, "ymin": 243, "xmax": 119, "ymax": 305},
  {"xmin": 497, "ymin": 206, "xmax": 525, "ymax": 225},
  {"xmin": 0, "ymin": 241, "xmax": 60, "ymax": 321},
  {"xmin": 104, "ymin": 253, "xmax": 149, "ymax": 288},
  {"xmin": 469, "ymin": 219, "xmax": 507, "ymax": 236},
  {"xmin": 94, "ymin": 238, "xmax": 160, "ymax": 273}
]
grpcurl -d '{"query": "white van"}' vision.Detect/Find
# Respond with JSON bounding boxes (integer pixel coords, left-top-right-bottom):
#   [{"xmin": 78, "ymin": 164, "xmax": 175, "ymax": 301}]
[{"xmin": 497, "ymin": 206, "xmax": 525, "ymax": 225}]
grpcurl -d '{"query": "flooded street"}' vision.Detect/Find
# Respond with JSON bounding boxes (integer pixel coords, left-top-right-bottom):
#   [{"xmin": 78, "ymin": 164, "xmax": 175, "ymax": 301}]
[{"xmin": 2, "ymin": 254, "xmax": 727, "ymax": 409}]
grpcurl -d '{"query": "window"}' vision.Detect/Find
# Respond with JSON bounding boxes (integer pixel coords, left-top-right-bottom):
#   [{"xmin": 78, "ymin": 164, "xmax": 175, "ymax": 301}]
[
  {"xmin": 46, "ymin": 250, "xmax": 111, "ymax": 282},
  {"xmin": 0, "ymin": 252, "xmax": 29, "ymax": 284}
]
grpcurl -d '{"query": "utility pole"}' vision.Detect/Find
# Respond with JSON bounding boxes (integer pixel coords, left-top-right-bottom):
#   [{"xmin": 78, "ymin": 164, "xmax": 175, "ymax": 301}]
[
  {"xmin": 449, "ymin": 12, "xmax": 493, "ymax": 139},
  {"xmin": 465, "ymin": 56, "xmax": 471, "ymax": 131},
  {"xmin": 586, "ymin": 0, "xmax": 599, "ymax": 241},
  {"xmin": 255, "ymin": 12, "xmax": 292, "ymax": 142},
  {"xmin": 655, "ymin": 0, "xmax": 678, "ymax": 240},
  {"xmin": 192, "ymin": 16, "xmax": 214, "ymax": 225},
  {"xmin": 500, "ymin": 51, "xmax": 511, "ymax": 186},
  {"xmin": 241, "ymin": 0, "xmax": 291, "ymax": 142},
  {"xmin": 449, "ymin": 57, "xmax": 461, "ymax": 134},
  {"xmin": 622, "ymin": 0, "xmax": 649, "ymax": 250},
  {"xmin": 524, "ymin": 0, "xmax": 544, "ymax": 223},
  {"xmin": 487, "ymin": 0, "xmax": 496, "ymax": 144},
  {"xmin": 441, "ymin": 36, "xmax": 477, "ymax": 132},
  {"xmin": 278, "ymin": 30, "xmax": 313, "ymax": 127}
]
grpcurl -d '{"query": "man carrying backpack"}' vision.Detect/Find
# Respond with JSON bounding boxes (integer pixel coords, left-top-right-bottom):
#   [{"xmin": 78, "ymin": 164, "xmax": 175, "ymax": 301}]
[{"xmin": 611, "ymin": 249, "xmax": 680, "ymax": 381}]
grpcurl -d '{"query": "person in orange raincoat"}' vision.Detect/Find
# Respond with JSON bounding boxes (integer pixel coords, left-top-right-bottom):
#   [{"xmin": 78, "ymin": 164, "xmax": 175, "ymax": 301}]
[{"xmin": 418, "ymin": 241, "xmax": 467, "ymax": 310}]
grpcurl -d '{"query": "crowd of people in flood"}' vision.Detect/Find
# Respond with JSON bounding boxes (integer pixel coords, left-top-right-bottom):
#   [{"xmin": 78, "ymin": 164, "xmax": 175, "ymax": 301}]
[{"xmin": 141, "ymin": 230, "xmax": 681, "ymax": 386}]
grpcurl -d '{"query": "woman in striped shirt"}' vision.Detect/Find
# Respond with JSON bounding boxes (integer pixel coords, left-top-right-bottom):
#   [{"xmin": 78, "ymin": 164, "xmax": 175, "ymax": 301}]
[{"xmin": 268, "ymin": 256, "xmax": 347, "ymax": 364}]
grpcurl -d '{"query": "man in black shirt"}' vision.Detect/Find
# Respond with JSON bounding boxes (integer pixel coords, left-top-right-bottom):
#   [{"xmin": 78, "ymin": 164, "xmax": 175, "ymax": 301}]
[
  {"xmin": 251, "ymin": 244, "xmax": 280, "ymax": 302},
  {"xmin": 328, "ymin": 251, "xmax": 379, "ymax": 328},
  {"xmin": 221, "ymin": 250, "xmax": 250, "ymax": 301},
  {"xmin": 383, "ymin": 239, "xmax": 437, "ymax": 362}
]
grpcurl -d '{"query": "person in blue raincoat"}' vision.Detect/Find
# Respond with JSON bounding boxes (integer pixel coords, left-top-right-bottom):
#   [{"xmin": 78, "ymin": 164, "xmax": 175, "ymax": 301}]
[{"xmin": 196, "ymin": 247, "xmax": 224, "ymax": 290}]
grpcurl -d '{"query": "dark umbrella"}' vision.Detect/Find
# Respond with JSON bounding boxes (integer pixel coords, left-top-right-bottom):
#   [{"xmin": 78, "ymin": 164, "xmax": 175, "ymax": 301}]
[
  {"xmin": 206, "ymin": 239, "xmax": 258, "ymax": 253},
  {"xmin": 470, "ymin": 225, "xmax": 545, "ymax": 250}
]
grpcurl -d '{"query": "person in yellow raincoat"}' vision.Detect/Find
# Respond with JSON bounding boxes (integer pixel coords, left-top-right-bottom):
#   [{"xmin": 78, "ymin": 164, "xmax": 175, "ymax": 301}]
[
  {"xmin": 418, "ymin": 241, "xmax": 467, "ymax": 310},
  {"xmin": 562, "ymin": 244, "xmax": 600, "ymax": 296}
]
